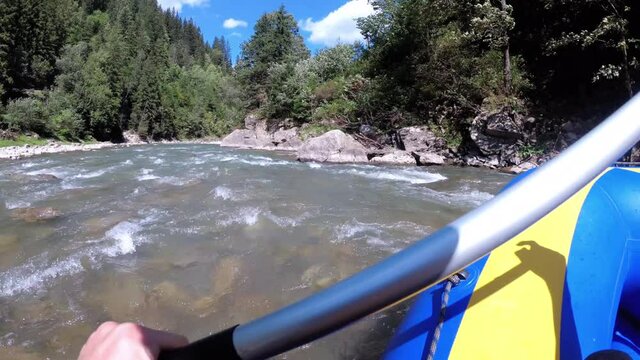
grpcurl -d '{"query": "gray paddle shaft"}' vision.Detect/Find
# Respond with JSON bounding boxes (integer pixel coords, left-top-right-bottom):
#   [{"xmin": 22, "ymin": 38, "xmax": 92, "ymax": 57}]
[{"xmin": 228, "ymin": 96, "xmax": 640, "ymax": 359}]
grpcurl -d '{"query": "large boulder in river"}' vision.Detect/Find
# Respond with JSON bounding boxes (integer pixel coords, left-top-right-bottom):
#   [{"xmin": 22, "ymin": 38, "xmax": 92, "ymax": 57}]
[
  {"xmin": 220, "ymin": 129, "xmax": 271, "ymax": 149},
  {"xmin": 222, "ymin": 115, "xmax": 303, "ymax": 151},
  {"xmin": 369, "ymin": 150, "xmax": 417, "ymax": 165},
  {"xmin": 297, "ymin": 130, "xmax": 369, "ymax": 163},
  {"xmin": 271, "ymin": 127, "xmax": 303, "ymax": 150},
  {"xmin": 397, "ymin": 127, "xmax": 448, "ymax": 154}
]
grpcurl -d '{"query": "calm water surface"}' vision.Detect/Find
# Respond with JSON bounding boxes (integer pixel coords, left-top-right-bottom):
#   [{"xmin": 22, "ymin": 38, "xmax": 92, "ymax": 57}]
[{"xmin": 0, "ymin": 144, "xmax": 511, "ymax": 359}]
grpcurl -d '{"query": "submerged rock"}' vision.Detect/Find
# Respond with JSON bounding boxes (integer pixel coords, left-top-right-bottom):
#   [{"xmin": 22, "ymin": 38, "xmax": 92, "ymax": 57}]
[
  {"xmin": 9, "ymin": 173, "xmax": 61, "ymax": 183},
  {"xmin": 211, "ymin": 256, "xmax": 243, "ymax": 295},
  {"xmin": 301, "ymin": 264, "xmax": 338, "ymax": 290},
  {"xmin": 0, "ymin": 234, "xmax": 19, "ymax": 247},
  {"xmin": 2, "ymin": 346, "xmax": 41, "ymax": 360},
  {"xmin": 297, "ymin": 130, "xmax": 369, "ymax": 163},
  {"xmin": 10, "ymin": 207, "xmax": 61, "ymax": 223}
]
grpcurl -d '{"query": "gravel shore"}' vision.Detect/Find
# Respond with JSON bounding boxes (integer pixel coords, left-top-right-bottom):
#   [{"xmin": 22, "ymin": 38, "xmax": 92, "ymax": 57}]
[
  {"xmin": 0, "ymin": 142, "xmax": 119, "ymax": 160},
  {"xmin": 0, "ymin": 139, "xmax": 221, "ymax": 160}
]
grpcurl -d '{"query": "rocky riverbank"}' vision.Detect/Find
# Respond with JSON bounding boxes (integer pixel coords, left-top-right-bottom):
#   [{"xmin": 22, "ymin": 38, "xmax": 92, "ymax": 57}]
[
  {"xmin": 0, "ymin": 131, "xmax": 220, "ymax": 160},
  {"xmin": 0, "ymin": 142, "xmax": 119, "ymax": 160},
  {"xmin": 220, "ymin": 113, "xmax": 562, "ymax": 174}
]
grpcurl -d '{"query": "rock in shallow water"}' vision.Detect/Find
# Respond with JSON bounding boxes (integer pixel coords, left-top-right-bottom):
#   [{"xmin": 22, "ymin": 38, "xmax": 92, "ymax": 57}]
[
  {"xmin": 413, "ymin": 151, "xmax": 445, "ymax": 166},
  {"xmin": 297, "ymin": 130, "xmax": 369, "ymax": 163},
  {"xmin": 10, "ymin": 207, "xmax": 61, "ymax": 223},
  {"xmin": 211, "ymin": 256, "xmax": 244, "ymax": 295},
  {"xmin": 9, "ymin": 173, "xmax": 61, "ymax": 183}
]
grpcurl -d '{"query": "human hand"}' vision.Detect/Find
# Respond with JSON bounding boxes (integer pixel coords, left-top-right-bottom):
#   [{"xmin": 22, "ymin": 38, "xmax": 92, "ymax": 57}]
[{"xmin": 78, "ymin": 322, "xmax": 189, "ymax": 360}]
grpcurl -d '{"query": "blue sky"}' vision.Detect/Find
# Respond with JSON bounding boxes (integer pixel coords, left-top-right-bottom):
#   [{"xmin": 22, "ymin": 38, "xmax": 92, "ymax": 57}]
[{"xmin": 157, "ymin": 0, "xmax": 374, "ymax": 61}]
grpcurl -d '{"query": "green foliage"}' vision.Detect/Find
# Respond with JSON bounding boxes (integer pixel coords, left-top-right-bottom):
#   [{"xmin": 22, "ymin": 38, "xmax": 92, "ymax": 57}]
[
  {"xmin": 312, "ymin": 98, "xmax": 357, "ymax": 123},
  {"xmin": 238, "ymin": 6, "xmax": 310, "ymax": 108},
  {"xmin": 0, "ymin": 0, "xmax": 240, "ymax": 142},
  {"xmin": 0, "ymin": 135, "xmax": 48, "ymax": 148},
  {"xmin": 1, "ymin": 0, "xmax": 638, "ymax": 148},
  {"xmin": 518, "ymin": 143, "xmax": 545, "ymax": 158},
  {"xmin": 311, "ymin": 45, "xmax": 358, "ymax": 81},
  {"xmin": 1, "ymin": 96, "xmax": 51, "ymax": 135},
  {"xmin": 467, "ymin": 0, "xmax": 514, "ymax": 50}
]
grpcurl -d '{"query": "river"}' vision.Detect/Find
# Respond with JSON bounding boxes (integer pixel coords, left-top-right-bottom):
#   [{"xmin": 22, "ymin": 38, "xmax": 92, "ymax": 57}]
[{"xmin": 0, "ymin": 144, "xmax": 511, "ymax": 359}]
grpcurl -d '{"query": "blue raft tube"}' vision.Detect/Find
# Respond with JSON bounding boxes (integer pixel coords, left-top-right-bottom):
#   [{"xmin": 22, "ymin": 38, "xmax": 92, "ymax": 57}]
[{"xmin": 385, "ymin": 166, "xmax": 640, "ymax": 360}]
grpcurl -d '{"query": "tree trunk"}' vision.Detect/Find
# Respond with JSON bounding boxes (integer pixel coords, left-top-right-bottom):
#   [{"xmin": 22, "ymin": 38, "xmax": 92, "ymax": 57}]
[
  {"xmin": 500, "ymin": 0, "xmax": 512, "ymax": 96},
  {"xmin": 621, "ymin": 34, "xmax": 633, "ymax": 100},
  {"xmin": 503, "ymin": 45, "xmax": 512, "ymax": 96}
]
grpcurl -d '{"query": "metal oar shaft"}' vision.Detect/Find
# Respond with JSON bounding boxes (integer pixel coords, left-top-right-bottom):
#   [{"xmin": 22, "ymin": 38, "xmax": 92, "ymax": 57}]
[{"xmin": 160, "ymin": 95, "xmax": 640, "ymax": 360}]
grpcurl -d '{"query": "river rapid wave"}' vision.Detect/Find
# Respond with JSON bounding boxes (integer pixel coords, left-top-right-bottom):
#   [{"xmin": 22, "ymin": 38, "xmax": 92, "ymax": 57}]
[{"xmin": 0, "ymin": 144, "xmax": 510, "ymax": 359}]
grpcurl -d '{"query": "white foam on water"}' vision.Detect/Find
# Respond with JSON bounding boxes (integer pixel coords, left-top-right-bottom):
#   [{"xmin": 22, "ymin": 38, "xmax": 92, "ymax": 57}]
[
  {"xmin": 123, "ymin": 160, "xmax": 133, "ymax": 165},
  {"xmin": 336, "ymin": 166, "xmax": 447, "ymax": 185},
  {"xmin": 20, "ymin": 160, "xmax": 49, "ymax": 169},
  {"xmin": 0, "ymin": 255, "xmax": 84, "ymax": 297},
  {"xmin": 75, "ymin": 169, "xmax": 106, "ymax": 179},
  {"xmin": 423, "ymin": 186, "xmax": 494, "ymax": 208},
  {"xmin": 237, "ymin": 159, "xmax": 291, "ymax": 167},
  {"xmin": 5, "ymin": 199, "xmax": 31, "ymax": 209},
  {"xmin": 61, "ymin": 181, "xmax": 85, "ymax": 190},
  {"xmin": 137, "ymin": 174, "xmax": 160, "ymax": 181},
  {"xmin": 334, "ymin": 219, "xmax": 430, "ymax": 249},
  {"xmin": 220, "ymin": 156, "xmax": 238, "ymax": 162},
  {"xmin": 264, "ymin": 211, "xmax": 310, "ymax": 228},
  {"xmin": 153, "ymin": 158, "xmax": 164, "ymax": 165},
  {"xmin": 308, "ymin": 163, "xmax": 322, "ymax": 169},
  {"xmin": 0, "ymin": 217, "xmax": 152, "ymax": 297},
  {"xmin": 137, "ymin": 169, "xmax": 159, "ymax": 181},
  {"xmin": 212, "ymin": 186, "xmax": 233, "ymax": 200},
  {"xmin": 219, "ymin": 207, "xmax": 261, "ymax": 226},
  {"xmin": 104, "ymin": 221, "xmax": 143, "ymax": 256}
]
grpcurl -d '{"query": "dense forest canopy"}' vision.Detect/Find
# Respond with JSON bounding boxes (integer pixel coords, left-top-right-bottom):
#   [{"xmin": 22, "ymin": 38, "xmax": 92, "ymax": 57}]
[
  {"xmin": 0, "ymin": 0, "xmax": 638, "ymax": 150},
  {"xmin": 0, "ymin": 0, "xmax": 239, "ymax": 141}
]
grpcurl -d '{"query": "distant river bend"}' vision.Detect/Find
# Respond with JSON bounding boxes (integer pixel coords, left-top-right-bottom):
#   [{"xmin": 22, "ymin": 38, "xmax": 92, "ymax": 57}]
[{"xmin": 0, "ymin": 144, "xmax": 510, "ymax": 359}]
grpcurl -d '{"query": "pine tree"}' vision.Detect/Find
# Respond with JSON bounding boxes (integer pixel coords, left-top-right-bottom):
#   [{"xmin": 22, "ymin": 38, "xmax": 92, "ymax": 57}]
[{"xmin": 238, "ymin": 5, "xmax": 309, "ymax": 108}]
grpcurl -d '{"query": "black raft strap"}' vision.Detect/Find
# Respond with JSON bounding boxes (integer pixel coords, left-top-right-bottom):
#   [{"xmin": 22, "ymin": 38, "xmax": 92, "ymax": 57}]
[{"xmin": 158, "ymin": 325, "xmax": 241, "ymax": 360}]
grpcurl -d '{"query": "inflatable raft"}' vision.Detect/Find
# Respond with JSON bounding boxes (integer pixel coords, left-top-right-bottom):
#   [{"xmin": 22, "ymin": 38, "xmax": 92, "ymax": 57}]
[{"xmin": 386, "ymin": 166, "xmax": 640, "ymax": 360}]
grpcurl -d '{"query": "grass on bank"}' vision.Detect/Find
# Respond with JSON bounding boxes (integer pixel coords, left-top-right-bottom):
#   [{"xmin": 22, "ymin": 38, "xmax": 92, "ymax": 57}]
[{"xmin": 0, "ymin": 135, "xmax": 49, "ymax": 148}]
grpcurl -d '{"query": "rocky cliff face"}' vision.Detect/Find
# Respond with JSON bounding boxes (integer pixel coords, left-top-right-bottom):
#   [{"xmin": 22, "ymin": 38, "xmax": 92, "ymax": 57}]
[
  {"xmin": 220, "ymin": 115, "xmax": 304, "ymax": 151},
  {"xmin": 221, "ymin": 112, "xmax": 575, "ymax": 173}
]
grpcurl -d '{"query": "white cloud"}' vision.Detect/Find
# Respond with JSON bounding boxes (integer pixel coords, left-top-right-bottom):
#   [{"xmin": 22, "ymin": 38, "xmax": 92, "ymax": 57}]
[
  {"xmin": 157, "ymin": 0, "xmax": 207, "ymax": 12},
  {"xmin": 223, "ymin": 18, "xmax": 249, "ymax": 29},
  {"xmin": 301, "ymin": 0, "xmax": 375, "ymax": 47}
]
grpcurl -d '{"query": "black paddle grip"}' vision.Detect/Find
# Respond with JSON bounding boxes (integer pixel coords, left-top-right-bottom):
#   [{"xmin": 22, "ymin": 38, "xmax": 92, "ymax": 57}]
[{"xmin": 158, "ymin": 325, "xmax": 241, "ymax": 360}]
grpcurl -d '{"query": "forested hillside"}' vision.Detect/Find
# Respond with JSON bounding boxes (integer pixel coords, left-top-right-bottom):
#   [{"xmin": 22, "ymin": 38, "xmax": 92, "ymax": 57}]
[
  {"xmin": 0, "ymin": 0, "xmax": 240, "ymax": 142},
  {"xmin": 0, "ymin": 0, "xmax": 638, "ymax": 152}
]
